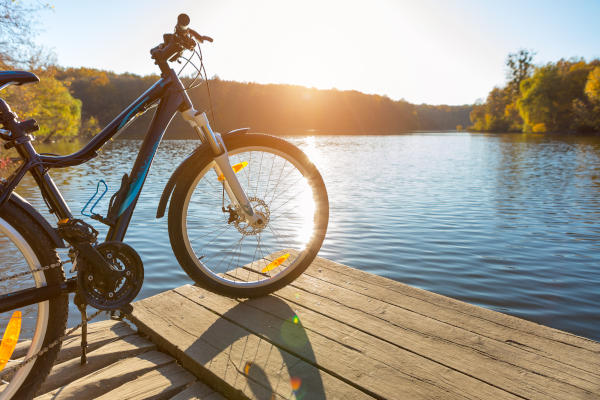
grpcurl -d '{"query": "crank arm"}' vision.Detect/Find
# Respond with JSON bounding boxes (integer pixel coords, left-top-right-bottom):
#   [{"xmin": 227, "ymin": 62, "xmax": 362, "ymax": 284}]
[
  {"xmin": 0, "ymin": 278, "xmax": 76, "ymax": 313},
  {"xmin": 70, "ymin": 241, "xmax": 114, "ymax": 273}
]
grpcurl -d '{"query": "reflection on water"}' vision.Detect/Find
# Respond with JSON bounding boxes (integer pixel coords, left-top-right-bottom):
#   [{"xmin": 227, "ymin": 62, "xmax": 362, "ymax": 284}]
[{"xmin": 2, "ymin": 133, "xmax": 600, "ymax": 340}]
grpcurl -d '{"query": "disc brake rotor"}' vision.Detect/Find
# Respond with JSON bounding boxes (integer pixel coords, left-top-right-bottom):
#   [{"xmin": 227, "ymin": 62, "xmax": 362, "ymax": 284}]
[{"xmin": 233, "ymin": 197, "xmax": 270, "ymax": 236}]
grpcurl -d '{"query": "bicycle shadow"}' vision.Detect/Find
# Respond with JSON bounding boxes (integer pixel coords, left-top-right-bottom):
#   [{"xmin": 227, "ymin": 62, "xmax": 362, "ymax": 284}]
[{"xmin": 189, "ymin": 295, "xmax": 326, "ymax": 400}]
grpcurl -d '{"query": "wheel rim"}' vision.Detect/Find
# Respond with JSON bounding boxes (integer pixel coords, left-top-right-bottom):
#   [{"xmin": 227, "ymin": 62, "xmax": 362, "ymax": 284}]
[
  {"xmin": 181, "ymin": 144, "xmax": 323, "ymax": 288},
  {"xmin": 0, "ymin": 218, "xmax": 49, "ymax": 400}
]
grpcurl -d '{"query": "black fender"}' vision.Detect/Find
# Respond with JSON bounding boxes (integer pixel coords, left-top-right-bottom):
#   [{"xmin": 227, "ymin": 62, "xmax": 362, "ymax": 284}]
[
  {"xmin": 5, "ymin": 192, "xmax": 66, "ymax": 248},
  {"xmin": 156, "ymin": 127, "xmax": 250, "ymax": 219}
]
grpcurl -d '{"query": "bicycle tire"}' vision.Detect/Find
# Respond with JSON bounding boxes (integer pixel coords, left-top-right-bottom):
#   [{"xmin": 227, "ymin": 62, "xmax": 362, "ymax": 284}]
[
  {"xmin": 169, "ymin": 133, "xmax": 328, "ymax": 297},
  {"xmin": 0, "ymin": 202, "xmax": 68, "ymax": 400}
]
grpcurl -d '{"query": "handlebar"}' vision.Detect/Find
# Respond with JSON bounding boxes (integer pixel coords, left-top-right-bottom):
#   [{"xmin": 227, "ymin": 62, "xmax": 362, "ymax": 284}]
[{"xmin": 150, "ymin": 13, "xmax": 213, "ymax": 74}]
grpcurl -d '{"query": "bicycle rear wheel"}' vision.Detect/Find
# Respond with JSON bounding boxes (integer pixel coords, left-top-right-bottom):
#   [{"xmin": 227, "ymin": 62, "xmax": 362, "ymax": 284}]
[
  {"xmin": 0, "ymin": 203, "xmax": 67, "ymax": 400},
  {"xmin": 169, "ymin": 133, "xmax": 328, "ymax": 298}
]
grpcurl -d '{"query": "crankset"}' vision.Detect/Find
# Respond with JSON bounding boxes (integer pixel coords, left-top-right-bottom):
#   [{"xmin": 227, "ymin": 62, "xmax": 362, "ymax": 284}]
[{"xmin": 77, "ymin": 241, "xmax": 144, "ymax": 310}]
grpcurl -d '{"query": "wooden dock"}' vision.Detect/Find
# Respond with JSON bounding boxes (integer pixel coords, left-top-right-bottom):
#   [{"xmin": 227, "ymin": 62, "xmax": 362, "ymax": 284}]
[{"xmin": 36, "ymin": 255, "xmax": 600, "ymax": 399}]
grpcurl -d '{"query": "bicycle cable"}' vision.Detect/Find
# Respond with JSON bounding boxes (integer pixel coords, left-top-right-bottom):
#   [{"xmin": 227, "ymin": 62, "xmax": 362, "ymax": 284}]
[{"xmin": 176, "ymin": 41, "xmax": 218, "ymax": 132}]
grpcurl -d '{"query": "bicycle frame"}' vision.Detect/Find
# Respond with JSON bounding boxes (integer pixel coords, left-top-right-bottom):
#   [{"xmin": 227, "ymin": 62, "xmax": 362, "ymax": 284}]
[
  {"xmin": 0, "ymin": 67, "xmax": 253, "ymax": 313},
  {"xmin": 2, "ymin": 69, "xmax": 208, "ymax": 241}
]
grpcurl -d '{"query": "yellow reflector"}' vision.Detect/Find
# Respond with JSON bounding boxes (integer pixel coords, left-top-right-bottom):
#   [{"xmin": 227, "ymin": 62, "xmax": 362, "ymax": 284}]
[
  {"xmin": 0, "ymin": 311, "xmax": 22, "ymax": 372},
  {"xmin": 217, "ymin": 161, "xmax": 248, "ymax": 181},
  {"xmin": 262, "ymin": 253, "xmax": 290, "ymax": 273},
  {"xmin": 232, "ymin": 161, "xmax": 248, "ymax": 173}
]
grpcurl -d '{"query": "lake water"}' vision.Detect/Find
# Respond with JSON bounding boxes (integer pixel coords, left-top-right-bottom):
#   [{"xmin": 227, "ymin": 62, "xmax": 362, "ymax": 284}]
[{"xmin": 11, "ymin": 133, "xmax": 600, "ymax": 341}]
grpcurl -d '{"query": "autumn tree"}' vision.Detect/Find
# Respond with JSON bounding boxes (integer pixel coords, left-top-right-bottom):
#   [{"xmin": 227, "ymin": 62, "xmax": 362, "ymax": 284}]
[
  {"xmin": 470, "ymin": 50, "xmax": 535, "ymax": 132},
  {"xmin": 573, "ymin": 66, "xmax": 600, "ymax": 131}
]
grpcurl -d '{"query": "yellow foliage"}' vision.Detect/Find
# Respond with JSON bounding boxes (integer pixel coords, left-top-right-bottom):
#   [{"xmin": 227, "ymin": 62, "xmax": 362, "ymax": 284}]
[
  {"xmin": 532, "ymin": 123, "xmax": 547, "ymax": 133},
  {"xmin": 585, "ymin": 67, "xmax": 600, "ymax": 103}
]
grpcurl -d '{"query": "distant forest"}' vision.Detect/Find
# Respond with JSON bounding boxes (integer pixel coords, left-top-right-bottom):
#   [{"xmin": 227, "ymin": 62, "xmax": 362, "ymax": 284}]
[{"xmin": 57, "ymin": 68, "xmax": 472, "ymax": 139}]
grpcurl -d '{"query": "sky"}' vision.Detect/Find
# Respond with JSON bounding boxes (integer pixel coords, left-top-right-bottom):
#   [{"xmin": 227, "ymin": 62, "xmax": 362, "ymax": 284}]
[{"xmin": 34, "ymin": 0, "xmax": 600, "ymax": 106}]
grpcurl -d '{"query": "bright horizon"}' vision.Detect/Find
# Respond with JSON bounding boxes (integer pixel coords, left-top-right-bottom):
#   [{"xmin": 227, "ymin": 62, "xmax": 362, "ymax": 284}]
[{"xmin": 35, "ymin": 0, "xmax": 600, "ymax": 106}]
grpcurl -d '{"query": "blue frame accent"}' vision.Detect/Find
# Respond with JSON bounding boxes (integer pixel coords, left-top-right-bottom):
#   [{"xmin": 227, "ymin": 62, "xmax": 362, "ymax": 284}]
[{"xmin": 118, "ymin": 140, "xmax": 160, "ymax": 216}]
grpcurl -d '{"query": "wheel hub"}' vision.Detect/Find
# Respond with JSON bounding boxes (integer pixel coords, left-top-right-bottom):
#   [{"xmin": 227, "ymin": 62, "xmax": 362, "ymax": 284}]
[{"xmin": 232, "ymin": 197, "xmax": 270, "ymax": 236}]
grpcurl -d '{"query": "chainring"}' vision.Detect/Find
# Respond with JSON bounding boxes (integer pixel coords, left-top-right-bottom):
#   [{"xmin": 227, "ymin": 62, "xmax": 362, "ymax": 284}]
[{"xmin": 78, "ymin": 241, "xmax": 144, "ymax": 310}]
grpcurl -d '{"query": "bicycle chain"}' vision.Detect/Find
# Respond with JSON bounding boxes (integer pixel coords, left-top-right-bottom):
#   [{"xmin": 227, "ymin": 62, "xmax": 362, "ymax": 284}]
[
  {"xmin": 0, "ymin": 260, "xmax": 105, "ymax": 381},
  {"xmin": 0, "ymin": 309, "xmax": 105, "ymax": 381},
  {"xmin": 0, "ymin": 261, "xmax": 64, "ymax": 284}
]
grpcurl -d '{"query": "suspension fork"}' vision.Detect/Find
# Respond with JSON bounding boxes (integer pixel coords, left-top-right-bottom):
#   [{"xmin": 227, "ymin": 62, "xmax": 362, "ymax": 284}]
[{"xmin": 181, "ymin": 109, "xmax": 257, "ymax": 223}]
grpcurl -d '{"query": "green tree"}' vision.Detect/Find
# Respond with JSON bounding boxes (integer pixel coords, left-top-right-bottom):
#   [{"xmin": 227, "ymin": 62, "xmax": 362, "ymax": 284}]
[
  {"xmin": 519, "ymin": 60, "xmax": 598, "ymax": 132},
  {"xmin": 4, "ymin": 69, "xmax": 82, "ymax": 142},
  {"xmin": 506, "ymin": 49, "xmax": 536, "ymax": 97},
  {"xmin": 470, "ymin": 50, "xmax": 535, "ymax": 132}
]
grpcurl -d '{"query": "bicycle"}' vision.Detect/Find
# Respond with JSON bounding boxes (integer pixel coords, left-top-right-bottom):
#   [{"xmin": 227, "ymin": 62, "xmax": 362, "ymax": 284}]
[{"xmin": 0, "ymin": 14, "xmax": 328, "ymax": 399}]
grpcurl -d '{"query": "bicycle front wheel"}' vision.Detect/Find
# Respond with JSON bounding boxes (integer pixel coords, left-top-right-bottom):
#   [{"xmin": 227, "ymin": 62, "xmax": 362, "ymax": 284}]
[
  {"xmin": 169, "ymin": 133, "xmax": 328, "ymax": 298},
  {"xmin": 0, "ymin": 202, "xmax": 68, "ymax": 400}
]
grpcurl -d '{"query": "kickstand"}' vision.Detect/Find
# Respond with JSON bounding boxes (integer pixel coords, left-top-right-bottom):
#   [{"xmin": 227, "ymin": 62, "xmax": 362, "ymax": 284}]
[{"xmin": 74, "ymin": 294, "xmax": 88, "ymax": 365}]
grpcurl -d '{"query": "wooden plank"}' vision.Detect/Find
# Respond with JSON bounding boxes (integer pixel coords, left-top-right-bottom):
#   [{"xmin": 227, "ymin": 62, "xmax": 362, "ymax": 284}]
[
  {"xmin": 95, "ymin": 362, "xmax": 196, "ymax": 400},
  {"xmin": 309, "ymin": 255, "xmax": 600, "ymax": 355},
  {"xmin": 175, "ymin": 284, "xmax": 521, "ymax": 400},
  {"xmin": 286, "ymin": 271, "xmax": 600, "ymax": 393},
  {"xmin": 224, "ymin": 264, "xmax": 600, "ymax": 399},
  {"xmin": 170, "ymin": 381, "xmax": 226, "ymax": 400},
  {"xmin": 298, "ymin": 258, "xmax": 600, "ymax": 376},
  {"xmin": 14, "ymin": 320, "xmax": 136, "ymax": 362},
  {"xmin": 38, "ymin": 333, "xmax": 156, "ymax": 395},
  {"xmin": 129, "ymin": 289, "xmax": 375, "ymax": 400},
  {"xmin": 35, "ymin": 350, "xmax": 174, "ymax": 400}
]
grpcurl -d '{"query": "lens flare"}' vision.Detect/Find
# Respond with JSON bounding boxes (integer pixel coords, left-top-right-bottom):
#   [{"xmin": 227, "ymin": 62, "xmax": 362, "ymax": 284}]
[
  {"xmin": 292, "ymin": 315, "xmax": 299, "ymax": 324},
  {"xmin": 244, "ymin": 361, "xmax": 252, "ymax": 375},
  {"xmin": 0, "ymin": 310, "xmax": 22, "ymax": 372},
  {"xmin": 262, "ymin": 253, "xmax": 290, "ymax": 273}
]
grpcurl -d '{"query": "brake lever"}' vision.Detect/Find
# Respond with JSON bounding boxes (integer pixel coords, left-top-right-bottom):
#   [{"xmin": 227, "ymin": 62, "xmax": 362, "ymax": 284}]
[
  {"xmin": 189, "ymin": 28, "xmax": 213, "ymax": 43},
  {"xmin": 169, "ymin": 51, "xmax": 183, "ymax": 62}
]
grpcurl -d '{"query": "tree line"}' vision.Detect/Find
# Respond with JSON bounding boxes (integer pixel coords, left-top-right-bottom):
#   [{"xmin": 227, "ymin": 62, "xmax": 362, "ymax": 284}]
[
  {"xmin": 470, "ymin": 50, "xmax": 600, "ymax": 133},
  {"xmin": 4, "ymin": 65, "xmax": 473, "ymax": 140},
  {"xmin": 0, "ymin": 1, "xmax": 471, "ymax": 140}
]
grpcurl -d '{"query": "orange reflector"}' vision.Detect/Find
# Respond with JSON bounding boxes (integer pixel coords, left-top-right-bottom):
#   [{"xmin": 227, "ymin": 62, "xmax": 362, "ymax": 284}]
[
  {"xmin": 58, "ymin": 218, "xmax": 69, "ymax": 224},
  {"xmin": 217, "ymin": 161, "xmax": 248, "ymax": 181},
  {"xmin": 261, "ymin": 253, "xmax": 290, "ymax": 273},
  {"xmin": 0, "ymin": 311, "xmax": 22, "ymax": 372},
  {"xmin": 232, "ymin": 161, "xmax": 248, "ymax": 173}
]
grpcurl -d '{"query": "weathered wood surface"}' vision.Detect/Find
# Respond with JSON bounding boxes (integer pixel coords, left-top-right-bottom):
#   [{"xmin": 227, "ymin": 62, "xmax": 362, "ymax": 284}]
[
  {"xmin": 33, "ymin": 319, "xmax": 220, "ymax": 399},
  {"xmin": 129, "ymin": 254, "xmax": 600, "ymax": 400}
]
